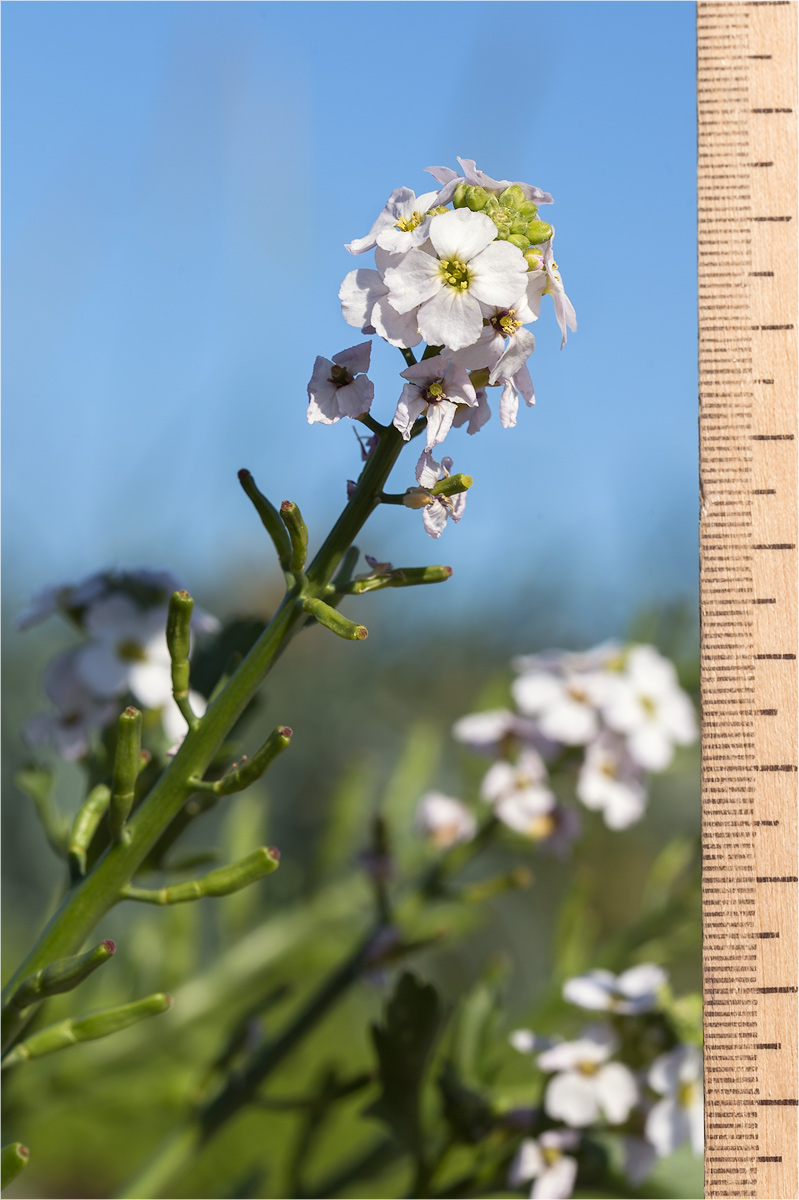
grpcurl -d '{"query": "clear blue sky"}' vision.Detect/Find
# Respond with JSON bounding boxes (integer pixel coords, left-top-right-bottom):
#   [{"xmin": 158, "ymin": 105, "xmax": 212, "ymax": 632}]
[{"xmin": 2, "ymin": 1, "xmax": 697, "ymax": 630}]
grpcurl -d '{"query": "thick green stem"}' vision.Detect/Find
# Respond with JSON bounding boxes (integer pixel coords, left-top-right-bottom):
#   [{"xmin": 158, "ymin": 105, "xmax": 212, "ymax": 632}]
[{"xmin": 1, "ymin": 424, "xmax": 409, "ymax": 1053}]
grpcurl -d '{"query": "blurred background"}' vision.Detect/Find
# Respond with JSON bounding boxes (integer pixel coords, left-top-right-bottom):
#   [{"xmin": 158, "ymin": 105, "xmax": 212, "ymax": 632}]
[{"xmin": 2, "ymin": 3, "xmax": 700, "ymax": 1197}]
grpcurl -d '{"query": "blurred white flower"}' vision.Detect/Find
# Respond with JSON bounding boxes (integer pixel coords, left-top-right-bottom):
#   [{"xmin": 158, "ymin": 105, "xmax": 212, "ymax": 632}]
[
  {"xmin": 623, "ymin": 1137, "xmax": 657, "ymax": 1186},
  {"xmin": 576, "ymin": 732, "xmax": 647, "ymax": 829},
  {"xmin": 452, "ymin": 708, "xmax": 548, "ymax": 758},
  {"xmin": 307, "ymin": 342, "xmax": 375, "ymax": 426},
  {"xmin": 512, "ymin": 642, "xmax": 624, "ymax": 676},
  {"xmin": 24, "ymin": 648, "xmax": 117, "ymax": 761},
  {"xmin": 508, "ymin": 1131, "xmax": 579, "ymax": 1199},
  {"xmin": 75, "ymin": 595, "xmax": 174, "ymax": 709},
  {"xmin": 509, "ymin": 1028, "xmax": 557, "ymax": 1055},
  {"xmin": 481, "ymin": 749, "xmax": 557, "ymax": 839},
  {"xmin": 414, "ymin": 792, "xmax": 476, "ymax": 848},
  {"xmin": 17, "ymin": 572, "xmax": 108, "ymax": 631},
  {"xmin": 538, "ymin": 1026, "xmax": 638, "ymax": 1127},
  {"xmin": 601, "ymin": 645, "xmax": 697, "ymax": 771},
  {"xmin": 512, "ymin": 668, "xmax": 608, "ymax": 746},
  {"xmin": 382, "ymin": 209, "xmax": 529, "ymax": 352},
  {"xmin": 645, "ymin": 1044, "xmax": 704, "ymax": 1156},
  {"xmin": 563, "ymin": 964, "xmax": 668, "ymax": 1015}
]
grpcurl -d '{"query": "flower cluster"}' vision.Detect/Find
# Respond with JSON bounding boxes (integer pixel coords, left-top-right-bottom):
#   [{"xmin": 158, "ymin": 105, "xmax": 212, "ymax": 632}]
[
  {"xmin": 307, "ymin": 158, "xmax": 576, "ymax": 539},
  {"xmin": 414, "ymin": 642, "xmax": 696, "ymax": 851},
  {"xmin": 20, "ymin": 569, "xmax": 218, "ymax": 761},
  {"xmin": 509, "ymin": 965, "xmax": 703, "ymax": 1198}
]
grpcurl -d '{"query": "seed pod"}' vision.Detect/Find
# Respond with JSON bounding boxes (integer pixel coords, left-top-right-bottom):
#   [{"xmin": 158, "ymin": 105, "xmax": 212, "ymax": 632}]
[
  {"xmin": 11, "ymin": 940, "xmax": 116, "ymax": 1010},
  {"xmin": 108, "ymin": 707, "xmax": 142, "ymax": 842},
  {"xmin": 302, "ymin": 598, "xmax": 367, "ymax": 641}
]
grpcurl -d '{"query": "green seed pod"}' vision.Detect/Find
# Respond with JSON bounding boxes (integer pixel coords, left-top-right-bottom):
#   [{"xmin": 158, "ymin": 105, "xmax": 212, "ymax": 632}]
[
  {"xmin": 499, "ymin": 184, "xmax": 526, "ymax": 209},
  {"xmin": 3, "ymin": 994, "xmax": 172, "ymax": 1066},
  {"xmin": 387, "ymin": 565, "xmax": 453, "ymax": 587},
  {"xmin": 238, "ymin": 469, "xmax": 292, "ymax": 571},
  {"xmin": 452, "ymin": 182, "xmax": 469, "ymax": 208},
  {"xmin": 11, "ymin": 940, "xmax": 116, "ymax": 1010},
  {"xmin": 166, "ymin": 591, "xmax": 193, "ymax": 702},
  {"xmin": 68, "ymin": 783, "xmax": 111, "ymax": 876},
  {"xmin": 1, "ymin": 1143, "xmax": 29, "ymax": 1189},
  {"xmin": 464, "ymin": 185, "xmax": 487, "ymax": 212},
  {"xmin": 527, "ymin": 220, "xmax": 553, "ymax": 245},
  {"xmin": 215, "ymin": 726, "xmax": 293, "ymax": 796},
  {"xmin": 279, "ymin": 501, "xmax": 309, "ymax": 573},
  {"xmin": 108, "ymin": 707, "xmax": 142, "ymax": 842},
  {"xmin": 122, "ymin": 848, "xmax": 280, "ymax": 905},
  {"xmin": 302, "ymin": 598, "xmax": 367, "ymax": 641},
  {"xmin": 431, "ymin": 472, "xmax": 473, "ymax": 499},
  {"xmin": 507, "ymin": 234, "xmax": 530, "ymax": 251}
]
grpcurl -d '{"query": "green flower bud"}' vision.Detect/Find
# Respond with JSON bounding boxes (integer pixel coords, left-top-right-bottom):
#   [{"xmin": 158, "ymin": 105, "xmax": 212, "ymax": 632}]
[
  {"xmin": 452, "ymin": 182, "xmax": 469, "ymax": 208},
  {"xmin": 510, "ymin": 216, "xmax": 530, "ymax": 235},
  {"xmin": 499, "ymin": 184, "xmax": 526, "ymax": 209},
  {"xmin": 2, "ymin": 994, "xmax": 172, "ymax": 1066},
  {"xmin": 431, "ymin": 472, "xmax": 473, "ymax": 498},
  {"xmin": 109, "ymin": 707, "xmax": 142, "ymax": 842},
  {"xmin": 214, "ymin": 727, "xmax": 293, "ymax": 796},
  {"xmin": 279, "ymin": 501, "xmax": 309, "ymax": 573},
  {"xmin": 524, "ymin": 247, "xmax": 544, "ymax": 271},
  {"xmin": 526, "ymin": 220, "xmax": 553, "ymax": 245},
  {"xmin": 468, "ymin": 368, "xmax": 491, "ymax": 389},
  {"xmin": 1, "ymin": 1144, "xmax": 29, "ymax": 1189},
  {"xmin": 302, "ymin": 597, "xmax": 367, "ymax": 641},
  {"xmin": 465, "ymin": 185, "xmax": 487, "ymax": 212},
  {"xmin": 10, "ymin": 941, "xmax": 116, "ymax": 1010},
  {"xmin": 507, "ymin": 234, "xmax": 530, "ymax": 251},
  {"xmin": 518, "ymin": 202, "xmax": 538, "ymax": 220}
]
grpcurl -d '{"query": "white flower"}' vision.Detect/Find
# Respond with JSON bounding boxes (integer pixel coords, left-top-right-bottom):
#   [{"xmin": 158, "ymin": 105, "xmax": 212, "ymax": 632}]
[
  {"xmin": 307, "ymin": 342, "xmax": 375, "ymax": 426},
  {"xmin": 448, "ymin": 306, "xmax": 537, "ymax": 429},
  {"xmin": 414, "ymin": 792, "xmax": 476, "ymax": 848},
  {"xmin": 601, "ymin": 645, "xmax": 697, "ymax": 771},
  {"xmin": 539, "ymin": 236, "xmax": 577, "ymax": 350},
  {"xmin": 346, "ymin": 186, "xmax": 441, "ymax": 256},
  {"xmin": 426, "ymin": 158, "xmax": 554, "ymax": 208},
  {"xmin": 512, "ymin": 643, "xmax": 624, "ymax": 676},
  {"xmin": 512, "ymin": 668, "xmax": 608, "ymax": 746},
  {"xmin": 452, "ymin": 387, "xmax": 492, "ymax": 435},
  {"xmin": 75, "ymin": 595, "xmax": 175, "ymax": 709},
  {"xmin": 24, "ymin": 648, "xmax": 118, "ymax": 761},
  {"xmin": 339, "ymin": 248, "xmax": 423, "ymax": 349},
  {"xmin": 563, "ymin": 964, "xmax": 668, "ymax": 1015},
  {"xmin": 508, "ymin": 1131, "xmax": 579, "ymax": 1200},
  {"xmin": 577, "ymin": 732, "xmax": 648, "ymax": 829},
  {"xmin": 451, "ymin": 708, "xmax": 553, "ymax": 758},
  {"xmin": 538, "ymin": 1026, "xmax": 638, "ymax": 1127},
  {"xmin": 645, "ymin": 1045, "xmax": 704, "ymax": 1156},
  {"xmin": 402, "ymin": 455, "xmax": 467, "ymax": 539},
  {"xmin": 382, "ymin": 209, "xmax": 529, "ymax": 352},
  {"xmin": 394, "ymin": 355, "xmax": 476, "ymax": 449}
]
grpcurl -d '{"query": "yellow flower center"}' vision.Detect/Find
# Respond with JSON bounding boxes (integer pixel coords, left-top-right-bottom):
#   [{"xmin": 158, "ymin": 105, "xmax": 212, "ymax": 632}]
[
  {"xmin": 578, "ymin": 1060, "xmax": 600, "ymax": 1077},
  {"xmin": 396, "ymin": 210, "xmax": 424, "ymax": 233},
  {"xmin": 678, "ymin": 1080, "xmax": 697, "ymax": 1108},
  {"xmin": 438, "ymin": 257, "xmax": 472, "ymax": 291}
]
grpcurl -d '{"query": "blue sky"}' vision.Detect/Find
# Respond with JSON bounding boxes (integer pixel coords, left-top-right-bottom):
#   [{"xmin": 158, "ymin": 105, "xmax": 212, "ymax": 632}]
[{"xmin": 2, "ymin": 1, "xmax": 697, "ymax": 630}]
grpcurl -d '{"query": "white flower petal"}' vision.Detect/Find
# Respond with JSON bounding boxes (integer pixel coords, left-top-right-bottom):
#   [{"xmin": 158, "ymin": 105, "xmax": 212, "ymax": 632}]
[
  {"xmin": 533, "ymin": 1156, "xmax": 577, "ymax": 1200},
  {"xmin": 428, "ymin": 208, "xmax": 496, "ymax": 261},
  {"xmin": 383, "ymin": 249, "xmax": 441, "ymax": 314},
  {"xmin": 544, "ymin": 1072, "xmax": 600, "ymax": 1127},
  {"xmin": 594, "ymin": 1062, "xmax": 638, "ymax": 1124},
  {"xmin": 418, "ymin": 288, "xmax": 484, "ymax": 352}
]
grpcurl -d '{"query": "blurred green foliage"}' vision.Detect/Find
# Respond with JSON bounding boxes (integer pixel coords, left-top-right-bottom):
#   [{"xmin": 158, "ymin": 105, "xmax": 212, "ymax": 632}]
[{"xmin": 2, "ymin": 576, "xmax": 701, "ymax": 1199}]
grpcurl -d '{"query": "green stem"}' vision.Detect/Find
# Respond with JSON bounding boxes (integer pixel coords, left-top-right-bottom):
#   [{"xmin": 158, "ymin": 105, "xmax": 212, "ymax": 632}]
[{"xmin": 1, "ymin": 425, "xmax": 409, "ymax": 1053}]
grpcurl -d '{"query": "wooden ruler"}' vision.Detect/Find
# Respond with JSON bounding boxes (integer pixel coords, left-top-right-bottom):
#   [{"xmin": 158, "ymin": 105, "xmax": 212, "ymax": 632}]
[{"xmin": 698, "ymin": 1, "xmax": 798, "ymax": 1197}]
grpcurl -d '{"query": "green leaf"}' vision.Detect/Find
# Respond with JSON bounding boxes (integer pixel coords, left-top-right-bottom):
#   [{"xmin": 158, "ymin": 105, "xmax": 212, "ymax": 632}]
[{"xmin": 365, "ymin": 971, "xmax": 445, "ymax": 1150}]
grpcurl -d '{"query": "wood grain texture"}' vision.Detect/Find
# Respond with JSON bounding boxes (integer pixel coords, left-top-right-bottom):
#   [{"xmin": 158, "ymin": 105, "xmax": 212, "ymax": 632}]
[{"xmin": 698, "ymin": 2, "xmax": 797, "ymax": 1196}]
